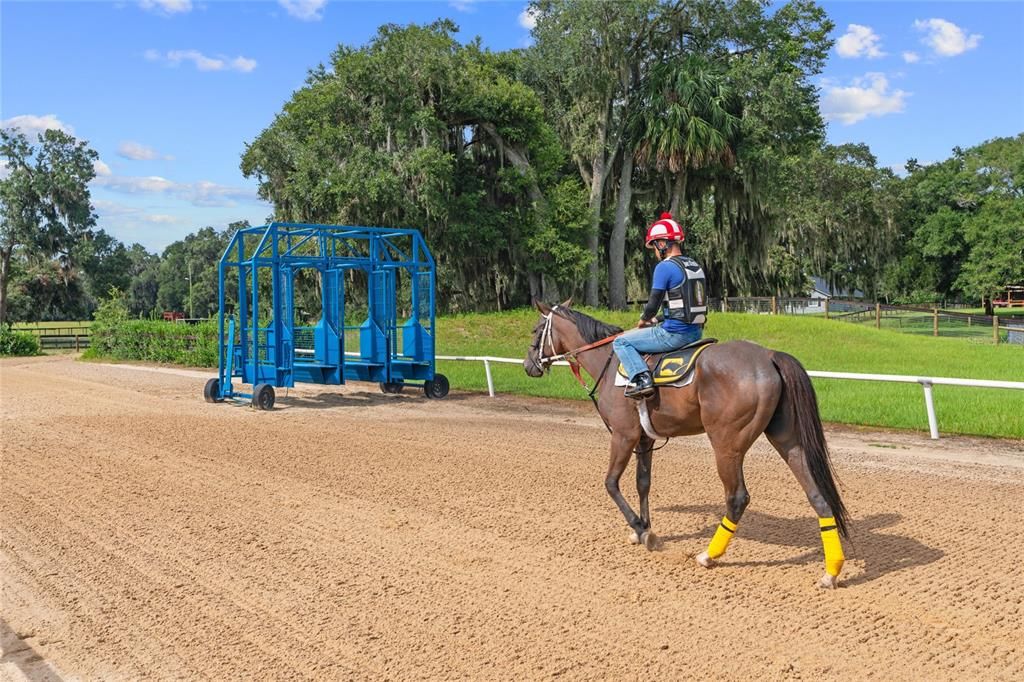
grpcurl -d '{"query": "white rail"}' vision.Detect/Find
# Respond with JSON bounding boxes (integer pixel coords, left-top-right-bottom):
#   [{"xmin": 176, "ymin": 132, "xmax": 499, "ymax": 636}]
[{"xmin": 435, "ymin": 355, "xmax": 1024, "ymax": 440}]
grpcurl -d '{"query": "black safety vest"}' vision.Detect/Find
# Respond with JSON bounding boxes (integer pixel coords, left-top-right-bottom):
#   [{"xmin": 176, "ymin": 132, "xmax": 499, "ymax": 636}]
[{"xmin": 662, "ymin": 256, "xmax": 708, "ymax": 325}]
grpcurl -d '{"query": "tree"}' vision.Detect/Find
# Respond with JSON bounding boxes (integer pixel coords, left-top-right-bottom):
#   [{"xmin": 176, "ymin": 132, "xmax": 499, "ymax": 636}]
[
  {"xmin": 777, "ymin": 144, "xmax": 898, "ymax": 299},
  {"xmin": 884, "ymin": 134, "xmax": 1023, "ymax": 305},
  {"xmin": 157, "ymin": 226, "xmax": 231, "ymax": 318},
  {"xmin": 242, "ymin": 21, "xmax": 582, "ymax": 311},
  {"xmin": 126, "ymin": 243, "xmax": 161, "ymax": 317},
  {"xmin": 0, "ymin": 128, "xmax": 97, "ymax": 323},
  {"xmin": 529, "ymin": 0, "xmax": 657, "ymax": 306},
  {"xmin": 74, "ymin": 229, "xmax": 132, "ymax": 304},
  {"xmin": 529, "ymin": 0, "xmax": 833, "ymax": 305}
]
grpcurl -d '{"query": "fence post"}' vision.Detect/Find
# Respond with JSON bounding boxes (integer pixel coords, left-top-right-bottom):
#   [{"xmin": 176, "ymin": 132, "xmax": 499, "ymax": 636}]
[
  {"xmin": 771, "ymin": 296, "xmax": 778, "ymax": 315},
  {"xmin": 75, "ymin": 335, "xmax": 80, "ymax": 352},
  {"xmin": 921, "ymin": 381, "xmax": 940, "ymax": 440},
  {"xmin": 933, "ymin": 308, "xmax": 939, "ymax": 337},
  {"xmin": 993, "ymin": 315, "xmax": 1000, "ymax": 344},
  {"xmin": 722, "ymin": 296, "xmax": 728, "ymax": 313},
  {"xmin": 483, "ymin": 359, "xmax": 495, "ymax": 397},
  {"xmin": 824, "ymin": 298, "xmax": 829, "ymax": 319},
  {"xmin": 875, "ymin": 303, "xmax": 881, "ymax": 329}
]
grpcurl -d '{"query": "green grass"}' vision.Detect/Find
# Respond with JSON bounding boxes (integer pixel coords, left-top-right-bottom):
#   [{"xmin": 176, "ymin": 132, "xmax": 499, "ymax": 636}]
[
  {"xmin": 434, "ymin": 309, "xmax": 1024, "ymax": 440},
  {"xmin": 957, "ymin": 307, "xmax": 1024, "ymax": 318},
  {"xmin": 68, "ymin": 308, "xmax": 1022, "ymax": 438},
  {"xmin": 11, "ymin": 320, "xmax": 92, "ymax": 331}
]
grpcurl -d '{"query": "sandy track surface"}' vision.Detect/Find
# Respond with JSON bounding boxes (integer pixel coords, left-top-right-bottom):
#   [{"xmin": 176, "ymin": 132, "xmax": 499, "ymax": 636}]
[{"xmin": 2, "ymin": 355, "xmax": 1022, "ymax": 680}]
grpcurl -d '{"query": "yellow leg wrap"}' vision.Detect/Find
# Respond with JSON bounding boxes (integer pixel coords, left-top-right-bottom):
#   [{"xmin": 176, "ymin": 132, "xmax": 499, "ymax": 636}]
[
  {"xmin": 819, "ymin": 516, "xmax": 845, "ymax": 577},
  {"xmin": 706, "ymin": 516, "xmax": 737, "ymax": 559}
]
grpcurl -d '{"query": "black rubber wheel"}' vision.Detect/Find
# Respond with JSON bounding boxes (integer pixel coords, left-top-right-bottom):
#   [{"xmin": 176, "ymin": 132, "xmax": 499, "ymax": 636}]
[
  {"xmin": 252, "ymin": 383, "xmax": 276, "ymax": 410},
  {"xmin": 423, "ymin": 373, "xmax": 449, "ymax": 399},
  {"xmin": 379, "ymin": 382, "xmax": 404, "ymax": 394},
  {"xmin": 203, "ymin": 377, "xmax": 223, "ymax": 403}
]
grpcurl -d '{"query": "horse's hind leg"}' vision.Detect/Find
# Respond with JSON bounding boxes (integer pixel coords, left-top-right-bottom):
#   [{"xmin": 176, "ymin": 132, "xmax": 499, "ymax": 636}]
[
  {"xmin": 628, "ymin": 435, "xmax": 659, "ymax": 550},
  {"xmin": 695, "ymin": 444, "xmax": 750, "ymax": 568},
  {"xmin": 605, "ymin": 431, "xmax": 647, "ymax": 544},
  {"xmin": 766, "ymin": 424, "xmax": 845, "ymax": 589}
]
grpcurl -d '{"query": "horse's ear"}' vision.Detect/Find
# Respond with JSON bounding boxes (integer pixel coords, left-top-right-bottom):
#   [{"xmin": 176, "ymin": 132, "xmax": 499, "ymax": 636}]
[
  {"xmin": 560, "ymin": 297, "xmax": 573, "ymax": 309},
  {"xmin": 533, "ymin": 298, "xmax": 551, "ymax": 314}
]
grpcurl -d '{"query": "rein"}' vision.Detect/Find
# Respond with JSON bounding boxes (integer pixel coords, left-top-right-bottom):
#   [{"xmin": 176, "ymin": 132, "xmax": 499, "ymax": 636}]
[
  {"xmin": 536, "ymin": 306, "xmax": 621, "ymax": 390},
  {"xmin": 532, "ymin": 306, "xmax": 621, "ymax": 434},
  {"xmin": 533, "ymin": 308, "xmax": 671, "ymax": 446}
]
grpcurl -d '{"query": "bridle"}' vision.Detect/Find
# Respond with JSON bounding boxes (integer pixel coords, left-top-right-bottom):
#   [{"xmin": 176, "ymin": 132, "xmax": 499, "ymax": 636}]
[
  {"xmin": 529, "ymin": 306, "xmax": 621, "ymax": 390},
  {"xmin": 530, "ymin": 306, "xmax": 659, "ymax": 440}
]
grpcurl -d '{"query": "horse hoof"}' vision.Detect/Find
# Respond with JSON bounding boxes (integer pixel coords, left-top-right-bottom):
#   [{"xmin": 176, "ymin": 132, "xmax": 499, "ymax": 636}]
[
  {"xmin": 818, "ymin": 574, "xmax": 839, "ymax": 589},
  {"xmin": 641, "ymin": 531, "xmax": 661, "ymax": 551},
  {"xmin": 696, "ymin": 551, "xmax": 715, "ymax": 568},
  {"xmin": 628, "ymin": 530, "xmax": 641, "ymax": 545}
]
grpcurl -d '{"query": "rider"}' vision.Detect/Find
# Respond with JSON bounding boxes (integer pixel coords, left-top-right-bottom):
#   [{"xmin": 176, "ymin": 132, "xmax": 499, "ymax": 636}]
[{"xmin": 612, "ymin": 212, "xmax": 707, "ymax": 399}]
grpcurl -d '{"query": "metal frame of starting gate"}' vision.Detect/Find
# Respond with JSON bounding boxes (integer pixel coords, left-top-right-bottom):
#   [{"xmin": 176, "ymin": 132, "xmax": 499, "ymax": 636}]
[{"xmin": 211, "ymin": 223, "xmax": 437, "ymax": 401}]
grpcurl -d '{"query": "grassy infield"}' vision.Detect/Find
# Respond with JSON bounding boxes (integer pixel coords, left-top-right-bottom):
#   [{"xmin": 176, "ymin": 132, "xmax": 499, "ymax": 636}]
[
  {"xmin": 434, "ymin": 309, "xmax": 1024, "ymax": 440},
  {"xmin": 14, "ymin": 312, "xmax": 1022, "ymax": 438}
]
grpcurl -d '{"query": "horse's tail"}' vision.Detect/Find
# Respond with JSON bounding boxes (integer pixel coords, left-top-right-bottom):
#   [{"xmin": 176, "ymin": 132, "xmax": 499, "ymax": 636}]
[{"xmin": 771, "ymin": 352, "xmax": 850, "ymax": 539}]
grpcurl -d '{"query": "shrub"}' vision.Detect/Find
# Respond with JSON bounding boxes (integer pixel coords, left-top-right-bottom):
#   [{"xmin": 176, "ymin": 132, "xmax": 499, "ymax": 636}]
[
  {"xmin": 85, "ymin": 287, "xmax": 217, "ymax": 366},
  {"xmin": 0, "ymin": 326, "xmax": 41, "ymax": 356}
]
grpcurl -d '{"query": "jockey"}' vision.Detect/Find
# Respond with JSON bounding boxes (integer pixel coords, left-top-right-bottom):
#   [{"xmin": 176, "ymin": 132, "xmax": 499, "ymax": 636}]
[{"xmin": 612, "ymin": 212, "xmax": 708, "ymax": 399}]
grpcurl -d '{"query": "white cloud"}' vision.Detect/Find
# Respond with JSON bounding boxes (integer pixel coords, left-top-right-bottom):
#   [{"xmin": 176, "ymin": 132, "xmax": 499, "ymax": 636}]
[
  {"xmin": 1, "ymin": 113, "xmax": 74, "ymax": 137},
  {"xmin": 229, "ymin": 56, "xmax": 258, "ymax": 73},
  {"xmin": 94, "ymin": 160, "xmax": 113, "ymax": 177},
  {"xmin": 168, "ymin": 49, "xmax": 226, "ymax": 71},
  {"xmin": 914, "ymin": 18, "xmax": 981, "ymax": 57},
  {"xmin": 519, "ymin": 6, "xmax": 539, "ymax": 30},
  {"xmin": 95, "ymin": 174, "xmax": 177, "ymax": 194},
  {"xmin": 140, "ymin": 214, "xmax": 180, "ymax": 224},
  {"xmin": 117, "ymin": 140, "xmax": 174, "ymax": 161},
  {"xmin": 902, "ymin": 51, "xmax": 920, "ymax": 64},
  {"xmin": 449, "ymin": 0, "xmax": 476, "ymax": 11},
  {"xmin": 278, "ymin": 0, "xmax": 326, "ymax": 21},
  {"xmin": 820, "ymin": 73, "xmax": 909, "ymax": 125},
  {"xmin": 92, "ymin": 202, "xmax": 179, "ymax": 226},
  {"xmin": 139, "ymin": 0, "xmax": 192, "ymax": 15},
  {"xmin": 836, "ymin": 24, "xmax": 885, "ymax": 58},
  {"xmin": 92, "ymin": 173, "xmax": 261, "ymax": 208},
  {"xmin": 0, "ymin": 160, "xmax": 9, "ymax": 181},
  {"xmin": 93, "ymin": 199, "xmax": 139, "ymax": 217},
  {"xmin": 146, "ymin": 49, "xmax": 258, "ymax": 73}
]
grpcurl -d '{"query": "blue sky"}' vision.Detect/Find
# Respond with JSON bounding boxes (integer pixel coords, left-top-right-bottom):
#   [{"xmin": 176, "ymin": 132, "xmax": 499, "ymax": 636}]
[{"xmin": 3, "ymin": 1, "xmax": 1022, "ymax": 252}]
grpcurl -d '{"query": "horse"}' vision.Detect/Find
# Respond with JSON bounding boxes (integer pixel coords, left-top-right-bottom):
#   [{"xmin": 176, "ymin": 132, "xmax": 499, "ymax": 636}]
[{"xmin": 522, "ymin": 300, "xmax": 850, "ymax": 588}]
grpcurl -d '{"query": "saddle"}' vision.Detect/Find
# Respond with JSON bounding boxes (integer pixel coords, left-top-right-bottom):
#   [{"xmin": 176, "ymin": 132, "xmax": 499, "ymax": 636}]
[{"xmin": 615, "ymin": 338, "xmax": 717, "ymax": 387}]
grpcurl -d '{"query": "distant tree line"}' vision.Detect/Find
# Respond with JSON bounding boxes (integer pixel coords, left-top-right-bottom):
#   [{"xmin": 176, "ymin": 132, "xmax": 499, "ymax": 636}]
[{"xmin": 1, "ymin": 1, "xmax": 1021, "ymax": 324}]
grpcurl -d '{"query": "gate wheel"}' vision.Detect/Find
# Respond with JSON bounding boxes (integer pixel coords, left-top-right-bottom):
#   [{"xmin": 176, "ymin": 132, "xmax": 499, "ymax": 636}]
[
  {"xmin": 423, "ymin": 373, "xmax": 449, "ymax": 399},
  {"xmin": 379, "ymin": 382, "xmax": 404, "ymax": 394},
  {"xmin": 203, "ymin": 377, "xmax": 223, "ymax": 403},
  {"xmin": 252, "ymin": 383, "xmax": 276, "ymax": 410}
]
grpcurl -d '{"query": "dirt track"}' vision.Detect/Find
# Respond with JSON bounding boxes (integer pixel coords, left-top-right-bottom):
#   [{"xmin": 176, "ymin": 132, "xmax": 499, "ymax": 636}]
[{"xmin": 2, "ymin": 355, "xmax": 1023, "ymax": 680}]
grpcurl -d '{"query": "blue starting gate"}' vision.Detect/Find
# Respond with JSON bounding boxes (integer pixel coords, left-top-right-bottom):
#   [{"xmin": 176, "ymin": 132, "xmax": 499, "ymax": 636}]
[{"xmin": 203, "ymin": 222, "xmax": 447, "ymax": 409}]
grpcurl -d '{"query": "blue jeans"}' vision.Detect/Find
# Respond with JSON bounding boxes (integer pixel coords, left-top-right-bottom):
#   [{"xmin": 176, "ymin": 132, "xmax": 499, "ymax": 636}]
[{"xmin": 613, "ymin": 325, "xmax": 702, "ymax": 380}]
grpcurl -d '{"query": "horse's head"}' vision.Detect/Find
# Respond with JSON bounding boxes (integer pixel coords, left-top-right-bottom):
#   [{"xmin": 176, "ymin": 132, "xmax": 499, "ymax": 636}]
[{"xmin": 523, "ymin": 298, "xmax": 581, "ymax": 377}]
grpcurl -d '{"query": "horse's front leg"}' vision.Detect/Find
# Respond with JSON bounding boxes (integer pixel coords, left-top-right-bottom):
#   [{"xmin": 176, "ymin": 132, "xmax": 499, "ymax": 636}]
[
  {"xmin": 631, "ymin": 436, "xmax": 660, "ymax": 550},
  {"xmin": 605, "ymin": 432, "xmax": 646, "ymax": 544}
]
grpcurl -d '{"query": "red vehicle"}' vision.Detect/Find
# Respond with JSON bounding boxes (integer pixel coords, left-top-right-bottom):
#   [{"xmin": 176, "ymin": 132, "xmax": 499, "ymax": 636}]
[{"xmin": 993, "ymin": 285, "xmax": 1024, "ymax": 308}]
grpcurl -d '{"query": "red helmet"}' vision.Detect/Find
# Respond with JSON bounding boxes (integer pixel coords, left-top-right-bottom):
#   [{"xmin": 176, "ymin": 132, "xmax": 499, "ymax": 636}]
[{"xmin": 645, "ymin": 212, "xmax": 683, "ymax": 247}]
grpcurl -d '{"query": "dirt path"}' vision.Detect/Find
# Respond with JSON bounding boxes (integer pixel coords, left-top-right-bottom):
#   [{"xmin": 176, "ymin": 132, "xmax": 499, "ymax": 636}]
[{"xmin": 2, "ymin": 356, "xmax": 1022, "ymax": 680}]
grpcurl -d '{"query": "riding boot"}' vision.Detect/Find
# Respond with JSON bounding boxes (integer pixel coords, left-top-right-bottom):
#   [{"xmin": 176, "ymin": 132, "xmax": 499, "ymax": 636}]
[{"xmin": 625, "ymin": 371, "xmax": 655, "ymax": 400}]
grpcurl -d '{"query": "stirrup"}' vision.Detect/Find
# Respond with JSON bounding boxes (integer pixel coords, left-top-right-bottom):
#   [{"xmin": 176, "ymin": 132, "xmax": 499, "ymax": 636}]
[{"xmin": 624, "ymin": 373, "xmax": 655, "ymax": 400}]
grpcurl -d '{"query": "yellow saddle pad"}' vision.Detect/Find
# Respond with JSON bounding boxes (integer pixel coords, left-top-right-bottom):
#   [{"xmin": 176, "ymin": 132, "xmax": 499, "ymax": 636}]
[{"xmin": 617, "ymin": 338, "xmax": 717, "ymax": 386}]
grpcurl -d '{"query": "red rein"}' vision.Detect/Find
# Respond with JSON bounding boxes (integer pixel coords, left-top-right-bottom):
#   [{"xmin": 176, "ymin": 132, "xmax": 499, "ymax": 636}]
[{"xmin": 563, "ymin": 333, "xmax": 621, "ymax": 390}]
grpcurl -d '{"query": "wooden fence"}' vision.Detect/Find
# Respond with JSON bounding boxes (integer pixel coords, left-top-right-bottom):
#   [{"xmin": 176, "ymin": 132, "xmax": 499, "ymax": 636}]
[{"xmin": 715, "ymin": 297, "xmax": 1023, "ymax": 344}]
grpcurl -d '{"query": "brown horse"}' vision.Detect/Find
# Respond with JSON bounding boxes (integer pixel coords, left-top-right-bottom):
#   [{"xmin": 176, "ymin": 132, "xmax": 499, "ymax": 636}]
[{"xmin": 523, "ymin": 301, "xmax": 850, "ymax": 588}]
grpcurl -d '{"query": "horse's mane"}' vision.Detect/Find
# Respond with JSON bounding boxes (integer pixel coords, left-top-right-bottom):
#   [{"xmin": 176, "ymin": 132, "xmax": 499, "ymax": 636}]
[{"xmin": 555, "ymin": 307, "xmax": 623, "ymax": 344}]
